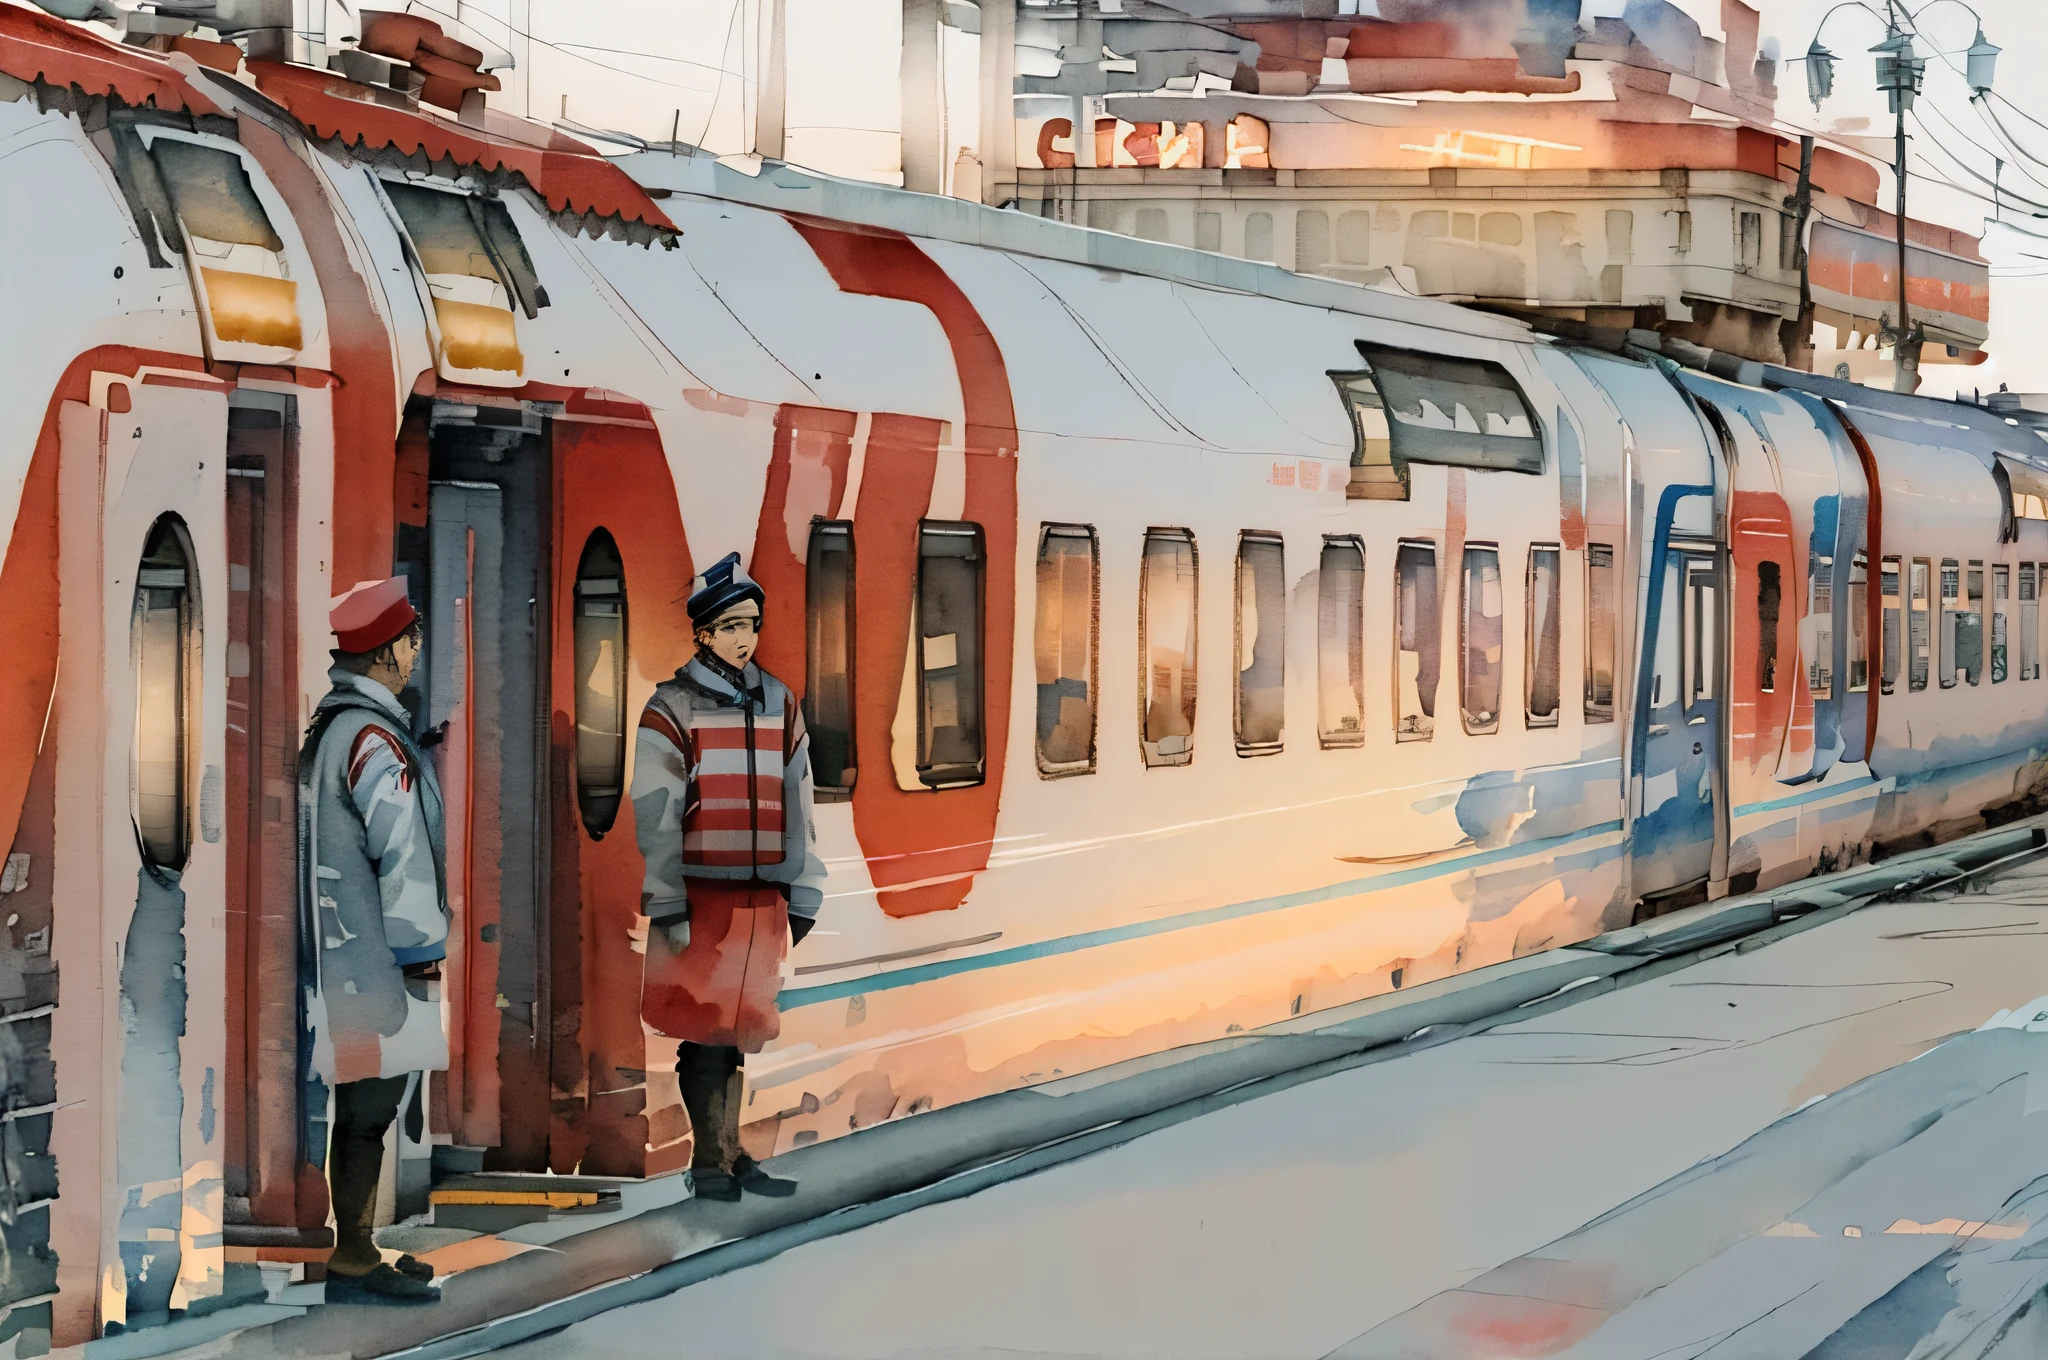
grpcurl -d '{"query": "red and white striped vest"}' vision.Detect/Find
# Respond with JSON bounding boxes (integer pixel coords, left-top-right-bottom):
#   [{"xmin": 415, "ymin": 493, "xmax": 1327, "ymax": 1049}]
[{"xmin": 642, "ymin": 697, "xmax": 788, "ymax": 870}]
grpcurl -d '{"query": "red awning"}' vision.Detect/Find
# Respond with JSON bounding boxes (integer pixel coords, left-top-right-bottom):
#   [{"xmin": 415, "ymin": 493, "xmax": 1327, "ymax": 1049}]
[
  {"xmin": 0, "ymin": 2, "xmax": 219, "ymax": 115},
  {"xmin": 248, "ymin": 62, "xmax": 676, "ymax": 233}
]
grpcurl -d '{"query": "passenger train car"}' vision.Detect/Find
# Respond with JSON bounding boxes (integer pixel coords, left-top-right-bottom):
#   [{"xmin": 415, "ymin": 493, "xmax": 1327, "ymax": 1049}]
[{"xmin": 3, "ymin": 2, "xmax": 2048, "ymax": 1338}]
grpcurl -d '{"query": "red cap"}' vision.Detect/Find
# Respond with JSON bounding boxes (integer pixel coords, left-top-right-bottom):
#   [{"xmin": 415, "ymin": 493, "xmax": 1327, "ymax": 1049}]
[{"xmin": 330, "ymin": 577, "xmax": 418, "ymax": 653}]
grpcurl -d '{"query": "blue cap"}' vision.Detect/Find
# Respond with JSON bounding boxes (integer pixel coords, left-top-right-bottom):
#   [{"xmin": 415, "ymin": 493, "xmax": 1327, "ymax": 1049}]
[{"xmin": 688, "ymin": 551, "xmax": 765, "ymax": 628}]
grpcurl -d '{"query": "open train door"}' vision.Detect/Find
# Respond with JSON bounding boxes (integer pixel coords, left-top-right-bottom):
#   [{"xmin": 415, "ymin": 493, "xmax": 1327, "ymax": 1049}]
[{"xmin": 410, "ymin": 399, "xmax": 556, "ymax": 1174}]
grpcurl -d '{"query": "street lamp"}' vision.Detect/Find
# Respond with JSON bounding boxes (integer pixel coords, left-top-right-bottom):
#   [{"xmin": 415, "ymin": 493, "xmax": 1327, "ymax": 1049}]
[{"xmin": 1802, "ymin": 1, "xmax": 1997, "ymax": 393}]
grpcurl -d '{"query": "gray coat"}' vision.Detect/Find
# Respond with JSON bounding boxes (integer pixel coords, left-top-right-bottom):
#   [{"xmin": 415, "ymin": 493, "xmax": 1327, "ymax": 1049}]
[{"xmin": 298, "ymin": 670, "xmax": 450, "ymax": 1085}]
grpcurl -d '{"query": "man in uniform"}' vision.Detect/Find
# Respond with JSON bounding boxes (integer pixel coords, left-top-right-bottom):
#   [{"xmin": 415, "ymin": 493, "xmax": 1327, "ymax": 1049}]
[
  {"xmin": 299, "ymin": 576, "xmax": 449, "ymax": 1301},
  {"xmin": 632, "ymin": 552, "xmax": 827, "ymax": 1201}
]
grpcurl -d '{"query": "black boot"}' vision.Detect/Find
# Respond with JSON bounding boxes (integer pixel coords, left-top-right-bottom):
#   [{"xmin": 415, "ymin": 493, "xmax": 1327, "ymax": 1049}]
[
  {"xmin": 678, "ymin": 1043, "xmax": 743, "ymax": 1201},
  {"xmin": 732, "ymin": 1153, "xmax": 798, "ymax": 1197}
]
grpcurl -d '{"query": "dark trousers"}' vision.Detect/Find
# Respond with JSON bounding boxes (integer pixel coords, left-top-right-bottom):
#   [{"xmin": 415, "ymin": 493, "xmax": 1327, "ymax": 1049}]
[
  {"xmin": 676, "ymin": 1043, "xmax": 744, "ymax": 1172},
  {"xmin": 330, "ymin": 1075, "xmax": 409, "ymax": 1268}
]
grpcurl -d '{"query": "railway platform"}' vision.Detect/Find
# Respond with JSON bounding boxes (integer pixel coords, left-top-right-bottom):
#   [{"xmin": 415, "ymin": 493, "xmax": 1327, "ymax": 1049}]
[{"xmin": 72, "ymin": 818, "xmax": 2048, "ymax": 1360}]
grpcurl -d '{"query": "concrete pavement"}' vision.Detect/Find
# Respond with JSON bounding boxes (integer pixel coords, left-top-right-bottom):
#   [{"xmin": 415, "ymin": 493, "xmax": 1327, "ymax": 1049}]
[{"xmin": 491, "ymin": 851, "xmax": 2048, "ymax": 1359}]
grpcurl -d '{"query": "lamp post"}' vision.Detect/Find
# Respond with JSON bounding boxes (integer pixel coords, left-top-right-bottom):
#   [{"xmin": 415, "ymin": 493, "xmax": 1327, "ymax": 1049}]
[{"xmin": 1801, "ymin": 1, "xmax": 1997, "ymax": 394}]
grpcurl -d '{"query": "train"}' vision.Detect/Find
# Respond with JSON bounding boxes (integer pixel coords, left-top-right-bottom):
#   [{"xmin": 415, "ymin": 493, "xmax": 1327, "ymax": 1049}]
[{"xmin": 4, "ymin": 0, "xmax": 2048, "ymax": 1336}]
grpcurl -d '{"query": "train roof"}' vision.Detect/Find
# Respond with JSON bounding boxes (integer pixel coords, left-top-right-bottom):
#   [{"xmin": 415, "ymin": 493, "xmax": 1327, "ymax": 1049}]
[
  {"xmin": 614, "ymin": 149, "xmax": 1538, "ymax": 349},
  {"xmin": 1768, "ymin": 365, "xmax": 2048, "ymax": 476}
]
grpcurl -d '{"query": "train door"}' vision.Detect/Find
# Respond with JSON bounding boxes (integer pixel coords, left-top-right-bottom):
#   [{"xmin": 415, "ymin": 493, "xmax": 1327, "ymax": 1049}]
[
  {"xmin": 1634, "ymin": 534, "xmax": 1729, "ymax": 912},
  {"xmin": 1565, "ymin": 351, "xmax": 1729, "ymax": 917},
  {"xmin": 413, "ymin": 401, "xmax": 555, "ymax": 1172},
  {"xmin": 220, "ymin": 389, "xmax": 330, "ymax": 1251},
  {"xmin": 58, "ymin": 374, "xmax": 234, "ymax": 1322}
]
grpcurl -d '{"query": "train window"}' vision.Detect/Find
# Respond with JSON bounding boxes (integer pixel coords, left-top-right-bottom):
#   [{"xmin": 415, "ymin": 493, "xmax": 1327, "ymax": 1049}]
[
  {"xmin": 1345, "ymin": 346, "xmax": 1543, "ymax": 492},
  {"xmin": 1964, "ymin": 561, "xmax": 1985, "ymax": 687},
  {"xmin": 1757, "ymin": 561, "xmax": 1782, "ymax": 693},
  {"xmin": 134, "ymin": 516, "xmax": 196, "ymax": 873},
  {"xmin": 146, "ymin": 137, "xmax": 300, "ymax": 351},
  {"xmin": 916, "ymin": 522, "xmax": 986, "ymax": 788},
  {"xmin": 572, "ymin": 531, "xmax": 628, "ymax": 837},
  {"xmin": 1235, "ymin": 533, "xmax": 1286, "ymax": 755},
  {"xmin": 2023, "ymin": 564, "xmax": 2040, "ymax": 681},
  {"xmin": 805, "ymin": 522, "xmax": 857, "ymax": 797},
  {"xmin": 1317, "ymin": 538, "xmax": 1366, "ymax": 748},
  {"xmin": 1585, "ymin": 544, "xmax": 1616, "ymax": 723},
  {"xmin": 1034, "ymin": 524, "xmax": 1097, "ymax": 777},
  {"xmin": 1939, "ymin": 558, "xmax": 1961, "ymax": 688},
  {"xmin": 1848, "ymin": 553, "xmax": 1870, "ymax": 693},
  {"xmin": 1526, "ymin": 547, "xmax": 1561, "ymax": 727},
  {"xmin": 1461, "ymin": 545, "xmax": 1504, "ymax": 735},
  {"xmin": 1683, "ymin": 557, "xmax": 1718, "ymax": 713},
  {"xmin": 1650, "ymin": 558, "xmax": 1680, "ymax": 711},
  {"xmin": 1140, "ymin": 530, "xmax": 1199, "ymax": 767},
  {"xmin": 383, "ymin": 181, "xmax": 547, "ymax": 317},
  {"xmin": 1334, "ymin": 370, "xmax": 1398, "ymax": 501},
  {"xmin": 1993, "ymin": 565, "xmax": 2011, "ymax": 683},
  {"xmin": 1396, "ymin": 540, "xmax": 1439, "ymax": 741},
  {"xmin": 1880, "ymin": 556, "xmax": 1901, "ymax": 695},
  {"xmin": 147, "ymin": 138, "xmax": 283, "ymax": 254},
  {"xmin": 1910, "ymin": 559, "xmax": 1931, "ymax": 691},
  {"xmin": 1807, "ymin": 555, "xmax": 1834, "ymax": 700}
]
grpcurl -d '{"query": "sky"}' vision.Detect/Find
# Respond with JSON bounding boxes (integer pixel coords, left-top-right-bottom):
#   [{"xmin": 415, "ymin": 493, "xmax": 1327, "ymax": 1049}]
[{"xmin": 1738, "ymin": 0, "xmax": 2048, "ymax": 396}]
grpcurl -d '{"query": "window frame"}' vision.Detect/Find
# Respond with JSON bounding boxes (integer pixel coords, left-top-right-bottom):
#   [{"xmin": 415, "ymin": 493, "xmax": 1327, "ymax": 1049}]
[
  {"xmin": 1525, "ymin": 543, "xmax": 1562, "ymax": 729},
  {"xmin": 1233, "ymin": 531, "xmax": 1287, "ymax": 757},
  {"xmin": 1585, "ymin": 542, "xmax": 1616, "ymax": 723},
  {"xmin": 1910, "ymin": 557, "xmax": 1932, "ymax": 691},
  {"xmin": 571, "ymin": 529, "xmax": 628, "ymax": 838},
  {"xmin": 1139, "ymin": 527, "xmax": 1200, "ymax": 769},
  {"xmin": 1317, "ymin": 535, "xmax": 1367, "ymax": 749},
  {"xmin": 1880, "ymin": 555, "xmax": 1901, "ymax": 695},
  {"xmin": 1033, "ymin": 522, "xmax": 1099, "ymax": 778},
  {"xmin": 804, "ymin": 519, "xmax": 858, "ymax": 799},
  {"xmin": 1460, "ymin": 542, "xmax": 1505, "ymax": 736},
  {"xmin": 1395, "ymin": 538, "xmax": 1440, "ymax": 742},
  {"xmin": 914, "ymin": 520, "xmax": 988, "ymax": 789},
  {"xmin": 1332, "ymin": 343, "xmax": 1545, "ymax": 502},
  {"xmin": 133, "ymin": 514, "xmax": 199, "ymax": 876}
]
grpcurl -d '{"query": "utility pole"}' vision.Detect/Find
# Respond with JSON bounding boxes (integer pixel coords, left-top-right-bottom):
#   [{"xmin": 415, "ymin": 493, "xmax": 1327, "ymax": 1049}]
[
  {"xmin": 1785, "ymin": 134, "xmax": 1816, "ymax": 367},
  {"xmin": 1871, "ymin": 10, "xmax": 1926, "ymax": 393},
  {"xmin": 1802, "ymin": 3, "xmax": 1997, "ymax": 391}
]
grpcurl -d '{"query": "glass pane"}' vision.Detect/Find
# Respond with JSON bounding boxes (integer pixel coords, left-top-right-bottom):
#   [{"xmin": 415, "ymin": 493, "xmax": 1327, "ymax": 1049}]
[
  {"xmin": 147, "ymin": 137, "xmax": 283, "ymax": 250},
  {"xmin": 1335, "ymin": 373, "xmax": 1399, "ymax": 500},
  {"xmin": 1354, "ymin": 345, "xmax": 1544, "ymax": 475},
  {"xmin": 1757, "ymin": 560, "xmax": 1782, "ymax": 692},
  {"xmin": 1848, "ymin": 552, "xmax": 1869, "ymax": 692},
  {"xmin": 917, "ymin": 523, "xmax": 985, "ymax": 786},
  {"xmin": 1462, "ymin": 547, "xmax": 1504, "ymax": 734},
  {"xmin": 1910, "ymin": 559, "xmax": 1931, "ymax": 691},
  {"xmin": 1964, "ymin": 562, "xmax": 1984, "ymax": 686},
  {"xmin": 1807, "ymin": 554, "xmax": 1834, "ymax": 699},
  {"xmin": 1993, "ymin": 565, "xmax": 2009, "ymax": 683},
  {"xmin": 573, "ymin": 531, "xmax": 628, "ymax": 837},
  {"xmin": 134, "ymin": 518, "xmax": 192, "ymax": 871},
  {"xmin": 1236, "ymin": 535, "xmax": 1285, "ymax": 753},
  {"xmin": 1396, "ymin": 541, "xmax": 1438, "ymax": 741},
  {"xmin": 2023, "ymin": 563, "xmax": 2040, "ymax": 681},
  {"xmin": 1686, "ymin": 558, "xmax": 1717, "ymax": 706},
  {"xmin": 1527, "ymin": 548, "xmax": 1561, "ymax": 726},
  {"xmin": 1034, "ymin": 525, "xmax": 1097, "ymax": 774},
  {"xmin": 1141, "ymin": 530, "xmax": 1199, "ymax": 767},
  {"xmin": 805, "ymin": 522, "xmax": 856, "ymax": 794},
  {"xmin": 1318, "ymin": 539, "xmax": 1366, "ymax": 747},
  {"xmin": 1939, "ymin": 558, "xmax": 1961, "ymax": 688},
  {"xmin": 1881, "ymin": 556, "xmax": 1901, "ymax": 695},
  {"xmin": 1586, "ymin": 544, "xmax": 1615, "ymax": 722}
]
